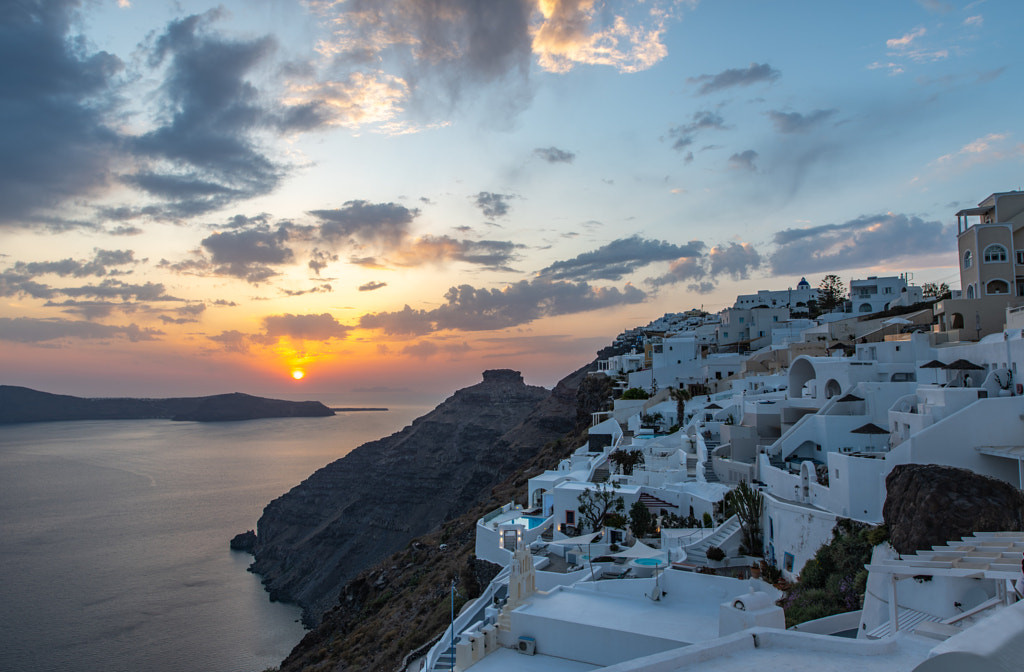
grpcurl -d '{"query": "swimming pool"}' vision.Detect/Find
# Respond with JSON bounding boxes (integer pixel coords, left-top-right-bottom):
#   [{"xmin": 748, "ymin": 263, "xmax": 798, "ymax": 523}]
[
  {"xmin": 633, "ymin": 557, "xmax": 667, "ymax": 566},
  {"xmin": 508, "ymin": 515, "xmax": 548, "ymax": 529}
]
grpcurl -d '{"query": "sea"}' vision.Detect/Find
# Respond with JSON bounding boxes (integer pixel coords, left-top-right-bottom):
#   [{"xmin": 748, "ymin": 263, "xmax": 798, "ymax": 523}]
[{"xmin": 0, "ymin": 400, "xmax": 431, "ymax": 672}]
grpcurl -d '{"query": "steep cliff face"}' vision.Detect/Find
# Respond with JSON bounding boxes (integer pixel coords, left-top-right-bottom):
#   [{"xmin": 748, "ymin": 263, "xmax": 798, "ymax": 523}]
[
  {"xmin": 883, "ymin": 463, "xmax": 1024, "ymax": 554},
  {"xmin": 250, "ymin": 367, "xmax": 586, "ymax": 624}
]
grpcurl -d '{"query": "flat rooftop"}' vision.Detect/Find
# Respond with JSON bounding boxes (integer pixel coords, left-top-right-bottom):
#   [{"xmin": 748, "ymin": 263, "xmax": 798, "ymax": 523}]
[{"xmin": 462, "ymin": 646, "xmax": 598, "ymax": 672}]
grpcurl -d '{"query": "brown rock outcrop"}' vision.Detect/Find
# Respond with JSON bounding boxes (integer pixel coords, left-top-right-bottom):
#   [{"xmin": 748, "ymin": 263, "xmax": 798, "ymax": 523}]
[{"xmin": 883, "ymin": 463, "xmax": 1024, "ymax": 554}]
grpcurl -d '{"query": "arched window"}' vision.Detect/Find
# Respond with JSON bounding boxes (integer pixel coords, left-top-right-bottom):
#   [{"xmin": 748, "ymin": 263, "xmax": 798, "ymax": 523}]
[
  {"xmin": 983, "ymin": 244, "xmax": 1008, "ymax": 263},
  {"xmin": 986, "ymin": 279, "xmax": 1009, "ymax": 295},
  {"xmin": 963, "ymin": 250, "xmax": 972, "ymax": 269},
  {"xmin": 966, "ymin": 285, "xmax": 975, "ymax": 299},
  {"xmin": 858, "ymin": 303, "xmax": 873, "ymax": 313}
]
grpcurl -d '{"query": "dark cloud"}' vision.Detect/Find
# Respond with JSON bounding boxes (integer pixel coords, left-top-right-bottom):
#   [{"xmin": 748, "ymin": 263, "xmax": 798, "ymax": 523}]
[
  {"xmin": 200, "ymin": 224, "xmax": 295, "ymax": 283},
  {"xmin": 0, "ymin": 316, "xmax": 163, "ymax": 343},
  {"xmin": 647, "ymin": 257, "xmax": 706, "ymax": 288},
  {"xmin": 728, "ymin": 150, "xmax": 758, "ymax": 171},
  {"xmin": 709, "ymin": 242, "xmax": 761, "ymax": 280},
  {"xmin": 281, "ymin": 283, "xmax": 333, "ymax": 297},
  {"xmin": 474, "ymin": 192, "xmax": 515, "ymax": 219},
  {"xmin": 0, "ymin": 0, "xmax": 122, "ymax": 228},
  {"xmin": 359, "ymin": 278, "xmax": 646, "ymax": 335},
  {"xmin": 401, "ymin": 340, "xmax": 439, "ymax": 359},
  {"xmin": 767, "ymin": 109, "xmax": 838, "ymax": 133},
  {"xmin": 60, "ymin": 279, "xmax": 179, "ymax": 302},
  {"xmin": 687, "ymin": 63, "xmax": 780, "ymax": 96},
  {"xmin": 44, "ymin": 299, "xmax": 128, "ymax": 320},
  {"xmin": 359, "ymin": 280, "xmax": 388, "ymax": 292},
  {"xmin": 308, "ymin": 248, "xmax": 339, "ymax": 275},
  {"xmin": 770, "ymin": 213, "xmax": 954, "ymax": 274},
  {"xmin": 207, "ymin": 329, "xmax": 251, "ymax": 353},
  {"xmin": 393, "ymin": 235, "xmax": 522, "ymax": 270},
  {"xmin": 262, "ymin": 312, "xmax": 351, "ymax": 341},
  {"xmin": 127, "ymin": 10, "xmax": 303, "ymax": 216},
  {"xmin": 109, "ymin": 225, "xmax": 144, "ymax": 236},
  {"xmin": 539, "ymin": 236, "xmax": 706, "ymax": 281},
  {"xmin": 12, "ymin": 249, "xmax": 137, "ymax": 279},
  {"xmin": 310, "ymin": 200, "xmax": 420, "ymax": 248},
  {"xmin": 312, "ymin": 0, "xmax": 534, "ymax": 121},
  {"xmin": 534, "ymin": 146, "xmax": 576, "ymax": 164},
  {"xmin": 212, "ymin": 299, "xmax": 238, "ymax": 307},
  {"xmin": 668, "ymin": 111, "xmax": 728, "ymax": 151}
]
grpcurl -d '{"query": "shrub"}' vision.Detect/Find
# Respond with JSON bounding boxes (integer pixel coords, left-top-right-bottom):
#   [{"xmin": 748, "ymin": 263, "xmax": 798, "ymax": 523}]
[
  {"xmin": 706, "ymin": 545, "xmax": 726, "ymax": 562},
  {"xmin": 620, "ymin": 387, "xmax": 650, "ymax": 400}
]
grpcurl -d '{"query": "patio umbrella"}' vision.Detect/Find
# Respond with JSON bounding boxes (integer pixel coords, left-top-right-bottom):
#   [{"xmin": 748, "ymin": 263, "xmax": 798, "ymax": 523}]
[
  {"xmin": 850, "ymin": 422, "xmax": 889, "ymax": 434},
  {"xmin": 610, "ymin": 541, "xmax": 669, "ymax": 600},
  {"xmin": 836, "ymin": 393, "xmax": 864, "ymax": 402},
  {"xmin": 884, "ymin": 317, "xmax": 913, "ymax": 326},
  {"xmin": 706, "ymin": 402, "xmax": 723, "ymax": 410},
  {"xmin": 919, "ymin": 359, "xmax": 947, "ymax": 384},
  {"xmin": 549, "ymin": 531, "xmax": 603, "ymax": 581},
  {"xmin": 944, "ymin": 359, "xmax": 985, "ymax": 387}
]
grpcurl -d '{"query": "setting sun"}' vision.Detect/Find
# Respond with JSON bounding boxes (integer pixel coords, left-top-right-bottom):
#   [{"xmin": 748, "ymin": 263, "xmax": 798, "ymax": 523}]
[{"xmin": 292, "ymin": 370, "xmax": 305, "ymax": 380}]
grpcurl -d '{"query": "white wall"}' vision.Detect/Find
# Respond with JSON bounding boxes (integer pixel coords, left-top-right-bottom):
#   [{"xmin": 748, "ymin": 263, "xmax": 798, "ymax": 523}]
[{"xmin": 763, "ymin": 493, "xmax": 838, "ymax": 580}]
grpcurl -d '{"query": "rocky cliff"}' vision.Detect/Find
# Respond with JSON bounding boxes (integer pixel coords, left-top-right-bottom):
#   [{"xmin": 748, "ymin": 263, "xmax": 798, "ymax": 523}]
[
  {"xmin": 249, "ymin": 367, "xmax": 589, "ymax": 625},
  {"xmin": 0, "ymin": 386, "xmax": 334, "ymax": 423},
  {"xmin": 883, "ymin": 463, "xmax": 1024, "ymax": 554}
]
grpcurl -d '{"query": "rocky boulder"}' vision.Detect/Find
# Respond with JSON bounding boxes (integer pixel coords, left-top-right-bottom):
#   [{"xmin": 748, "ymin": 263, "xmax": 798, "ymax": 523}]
[{"xmin": 883, "ymin": 464, "xmax": 1024, "ymax": 554}]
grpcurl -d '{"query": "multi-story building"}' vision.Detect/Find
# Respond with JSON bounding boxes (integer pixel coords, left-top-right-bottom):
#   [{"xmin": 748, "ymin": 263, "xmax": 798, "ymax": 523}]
[
  {"xmin": 956, "ymin": 190, "xmax": 1024, "ymax": 298},
  {"xmin": 732, "ymin": 277, "xmax": 819, "ymax": 312},
  {"xmin": 848, "ymin": 275, "xmax": 916, "ymax": 313}
]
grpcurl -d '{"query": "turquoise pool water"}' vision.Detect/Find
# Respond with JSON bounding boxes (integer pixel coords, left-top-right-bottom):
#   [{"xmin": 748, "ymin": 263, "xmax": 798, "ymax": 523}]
[
  {"xmin": 633, "ymin": 557, "xmax": 667, "ymax": 566},
  {"xmin": 509, "ymin": 515, "xmax": 548, "ymax": 529}
]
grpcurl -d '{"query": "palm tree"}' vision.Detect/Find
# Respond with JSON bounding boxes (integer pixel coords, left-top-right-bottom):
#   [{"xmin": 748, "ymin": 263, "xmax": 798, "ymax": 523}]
[{"xmin": 669, "ymin": 387, "xmax": 692, "ymax": 427}]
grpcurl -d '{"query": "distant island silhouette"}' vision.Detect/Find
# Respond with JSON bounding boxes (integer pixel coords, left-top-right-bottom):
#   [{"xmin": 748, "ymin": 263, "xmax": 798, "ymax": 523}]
[{"xmin": 0, "ymin": 385, "xmax": 337, "ymax": 423}]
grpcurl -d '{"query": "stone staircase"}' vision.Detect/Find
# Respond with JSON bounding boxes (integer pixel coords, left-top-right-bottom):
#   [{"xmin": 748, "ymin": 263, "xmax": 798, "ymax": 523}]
[
  {"xmin": 638, "ymin": 492, "xmax": 677, "ymax": 515},
  {"xmin": 684, "ymin": 515, "xmax": 741, "ymax": 563},
  {"xmin": 432, "ymin": 645, "xmax": 456, "ymax": 671},
  {"xmin": 592, "ymin": 466, "xmax": 610, "ymax": 483}
]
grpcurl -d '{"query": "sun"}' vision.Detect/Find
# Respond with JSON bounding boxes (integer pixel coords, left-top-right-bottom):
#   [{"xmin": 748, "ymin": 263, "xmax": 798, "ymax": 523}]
[{"xmin": 291, "ymin": 370, "xmax": 305, "ymax": 380}]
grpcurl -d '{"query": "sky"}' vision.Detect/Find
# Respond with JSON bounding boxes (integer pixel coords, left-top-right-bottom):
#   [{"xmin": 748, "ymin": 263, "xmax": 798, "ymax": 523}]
[{"xmin": 2, "ymin": 0, "xmax": 1022, "ymax": 403}]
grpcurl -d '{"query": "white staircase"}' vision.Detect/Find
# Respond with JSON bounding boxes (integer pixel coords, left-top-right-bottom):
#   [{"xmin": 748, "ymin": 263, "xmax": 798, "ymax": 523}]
[{"xmin": 684, "ymin": 515, "xmax": 741, "ymax": 563}]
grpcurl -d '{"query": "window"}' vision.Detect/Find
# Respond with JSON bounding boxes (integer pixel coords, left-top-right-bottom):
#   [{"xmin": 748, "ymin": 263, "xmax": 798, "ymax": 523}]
[
  {"xmin": 773, "ymin": 315, "xmax": 779, "ymax": 322},
  {"xmin": 967, "ymin": 284, "xmax": 975, "ymax": 299},
  {"xmin": 984, "ymin": 244, "xmax": 1008, "ymax": 263},
  {"xmin": 1017, "ymin": 251, "xmax": 1024, "ymax": 265},
  {"xmin": 565, "ymin": 510, "xmax": 575, "ymax": 526},
  {"xmin": 884, "ymin": 287, "xmax": 893, "ymax": 294},
  {"xmin": 986, "ymin": 279, "xmax": 1009, "ymax": 295},
  {"xmin": 963, "ymin": 250, "xmax": 973, "ymax": 269}
]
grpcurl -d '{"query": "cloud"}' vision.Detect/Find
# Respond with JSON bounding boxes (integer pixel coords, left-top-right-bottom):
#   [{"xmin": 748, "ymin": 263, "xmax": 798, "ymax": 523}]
[
  {"xmin": 963, "ymin": 15, "xmax": 983, "ymax": 27},
  {"xmin": 207, "ymin": 329, "xmax": 252, "ymax": 353},
  {"xmin": 534, "ymin": 146, "xmax": 576, "ymax": 163},
  {"xmin": 728, "ymin": 150, "xmax": 758, "ymax": 171},
  {"xmin": 668, "ymin": 110, "xmax": 728, "ymax": 151},
  {"xmin": 310, "ymin": 200, "xmax": 420, "ymax": 248},
  {"xmin": 0, "ymin": 1, "xmax": 123, "ymax": 228},
  {"xmin": 359, "ymin": 280, "xmax": 388, "ymax": 292},
  {"xmin": 401, "ymin": 340, "xmax": 438, "ymax": 359},
  {"xmin": 391, "ymin": 236, "xmax": 523, "ymax": 270},
  {"xmin": 687, "ymin": 281, "xmax": 716, "ymax": 295},
  {"xmin": 308, "ymin": 248, "xmax": 339, "ymax": 275},
  {"xmin": 687, "ymin": 63, "xmax": 780, "ymax": 96},
  {"xmin": 11, "ymin": 249, "xmax": 138, "ymax": 279},
  {"xmin": 126, "ymin": 10, "xmax": 313, "ymax": 216},
  {"xmin": 931, "ymin": 133, "xmax": 1022, "ymax": 172},
  {"xmin": 262, "ymin": 312, "xmax": 351, "ymax": 341},
  {"xmin": 887, "ymin": 27, "xmax": 926, "ymax": 50},
  {"xmin": 532, "ymin": 1, "xmax": 674, "ymax": 74},
  {"xmin": 769, "ymin": 213, "xmax": 954, "ymax": 274},
  {"xmin": 538, "ymin": 236, "xmax": 706, "ymax": 281},
  {"xmin": 281, "ymin": 283, "xmax": 333, "ymax": 297},
  {"xmin": 197, "ymin": 224, "xmax": 297, "ymax": 283},
  {"xmin": 767, "ymin": 109, "xmax": 838, "ymax": 134},
  {"xmin": 0, "ymin": 317, "xmax": 163, "ymax": 343},
  {"xmin": 474, "ymin": 192, "xmax": 515, "ymax": 219},
  {"xmin": 647, "ymin": 256, "xmax": 705, "ymax": 287},
  {"xmin": 917, "ymin": 0, "xmax": 953, "ymax": 13},
  {"xmin": 359, "ymin": 278, "xmax": 647, "ymax": 334},
  {"xmin": 708, "ymin": 242, "xmax": 760, "ymax": 280}
]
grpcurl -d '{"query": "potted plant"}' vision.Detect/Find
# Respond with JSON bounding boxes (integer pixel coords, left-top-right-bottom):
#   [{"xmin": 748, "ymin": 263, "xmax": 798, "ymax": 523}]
[{"xmin": 706, "ymin": 545, "xmax": 726, "ymax": 564}]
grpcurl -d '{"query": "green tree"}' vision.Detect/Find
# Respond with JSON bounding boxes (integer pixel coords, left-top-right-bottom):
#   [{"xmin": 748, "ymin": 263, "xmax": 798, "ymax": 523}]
[
  {"xmin": 608, "ymin": 448, "xmax": 645, "ymax": 476},
  {"xmin": 619, "ymin": 387, "xmax": 650, "ymax": 400},
  {"xmin": 576, "ymin": 483, "xmax": 626, "ymax": 533},
  {"xmin": 922, "ymin": 282, "xmax": 951, "ymax": 300},
  {"xmin": 669, "ymin": 387, "xmax": 692, "ymax": 427},
  {"xmin": 629, "ymin": 501, "xmax": 656, "ymax": 539},
  {"xmin": 727, "ymin": 480, "xmax": 764, "ymax": 556},
  {"xmin": 819, "ymin": 274, "xmax": 846, "ymax": 312}
]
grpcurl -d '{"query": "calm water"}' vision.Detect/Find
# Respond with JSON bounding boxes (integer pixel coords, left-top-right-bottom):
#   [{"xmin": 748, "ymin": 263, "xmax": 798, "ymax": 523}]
[{"xmin": 0, "ymin": 403, "xmax": 428, "ymax": 672}]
